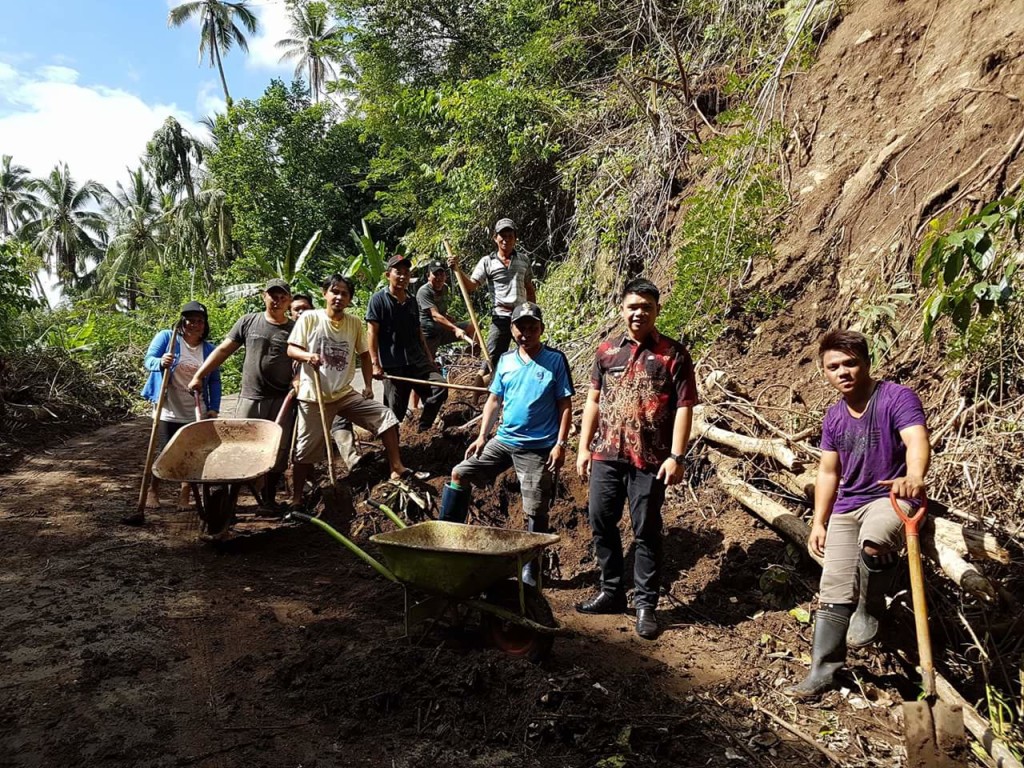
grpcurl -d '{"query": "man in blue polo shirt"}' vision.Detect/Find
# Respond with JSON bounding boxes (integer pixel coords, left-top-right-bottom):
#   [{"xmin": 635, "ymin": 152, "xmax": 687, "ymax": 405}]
[{"xmin": 438, "ymin": 301, "xmax": 574, "ymax": 586}]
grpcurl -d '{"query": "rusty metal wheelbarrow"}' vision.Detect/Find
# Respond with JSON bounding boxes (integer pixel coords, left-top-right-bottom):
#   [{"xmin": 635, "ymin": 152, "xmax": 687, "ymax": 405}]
[
  {"xmin": 291, "ymin": 500, "xmax": 563, "ymax": 661},
  {"xmin": 153, "ymin": 392, "xmax": 294, "ymax": 536}
]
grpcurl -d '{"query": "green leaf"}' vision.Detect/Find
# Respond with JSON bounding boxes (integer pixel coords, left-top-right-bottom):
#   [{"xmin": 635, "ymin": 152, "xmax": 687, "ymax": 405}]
[{"xmin": 789, "ymin": 607, "xmax": 811, "ymax": 624}]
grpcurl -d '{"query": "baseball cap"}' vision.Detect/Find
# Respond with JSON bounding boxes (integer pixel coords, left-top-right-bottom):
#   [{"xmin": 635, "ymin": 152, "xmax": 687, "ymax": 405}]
[
  {"xmin": 386, "ymin": 254, "xmax": 412, "ymax": 271},
  {"xmin": 493, "ymin": 217, "xmax": 516, "ymax": 235},
  {"xmin": 180, "ymin": 300, "xmax": 208, "ymax": 317},
  {"xmin": 426, "ymin": 260, "xmax": 446, "ymax": 274},
  {"xmin": 511, "ymin": 302, "xmax": 543, "ymax": 324},
  {"xmin": 265, "ymin": 278, "xmax": 291, "ymax": 294}
]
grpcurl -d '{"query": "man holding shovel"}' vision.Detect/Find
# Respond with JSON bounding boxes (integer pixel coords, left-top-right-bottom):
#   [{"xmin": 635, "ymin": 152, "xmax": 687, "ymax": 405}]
[
  {"xmin": 575, "ymin": 278, "xmax": 697, "ymax": 640},
  {"xmin": 446, "ymin": 218, "xmax": 535, "ymax": 376},
  {"xmin": 787, "ymin": 329, "xmax": 929, "ymax": 698},
  {"xmin": 366, "ymin": 254, "xmax": 448, "ymax": 431},
  {"xmin": 438, "ymin": 302, "xmax": 574, "ymax": 587},
  {"xmin": 189, "ymin": 278, "xmax": 295, "ymax": 511},
  {"xmin": 287, "ymin": 274, "xmax": 421, "ymax": 510},
  {"xmin": 417, "ymin": 260, "xmax": 476, "ymax": 357}
]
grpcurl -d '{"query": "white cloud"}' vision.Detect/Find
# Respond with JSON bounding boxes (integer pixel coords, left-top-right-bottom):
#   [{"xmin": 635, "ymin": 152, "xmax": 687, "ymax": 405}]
[
  {"xmin": 197, "ymin": 80, "xmax": 227, "ymax": 117},
  {"xmin": 0, "ymin": 62, "xmax": 201, "ymax": 192},
  {"xmin": 245, "ymin": 0, "xmax": 294, "ymax": 73}
]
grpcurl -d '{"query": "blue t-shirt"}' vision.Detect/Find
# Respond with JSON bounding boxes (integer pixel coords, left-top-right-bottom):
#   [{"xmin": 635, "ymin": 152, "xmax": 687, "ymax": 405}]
[{"xmin": 491, "ymin": 344, "xmax": 575, "ymax": 449}]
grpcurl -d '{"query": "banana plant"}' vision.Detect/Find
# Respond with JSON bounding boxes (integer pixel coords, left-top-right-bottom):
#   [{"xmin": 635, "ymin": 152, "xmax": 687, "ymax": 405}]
[
  {"xmin": 344, "ymin": 218, "xmax": 405, "ymax": 290},
  {"xmin": 222, "ymin": 228, "xmax": 322, "ymax": 301}
]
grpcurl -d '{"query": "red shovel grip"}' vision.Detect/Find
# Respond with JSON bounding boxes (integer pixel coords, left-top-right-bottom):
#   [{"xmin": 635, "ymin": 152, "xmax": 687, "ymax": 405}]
[{"xmin": 890, "ymin": 489, "xmax": 927, "ymax": 536}]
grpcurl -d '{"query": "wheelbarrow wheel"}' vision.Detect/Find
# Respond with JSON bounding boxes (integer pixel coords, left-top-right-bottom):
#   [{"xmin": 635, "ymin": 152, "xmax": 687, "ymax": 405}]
[
  {"xmin": 480, "ymin": 580, "xmax": 556, "ymax": 663},
  {"xmin": 197, "ymin": 484, "xmax": 236, "ymax": 537}
]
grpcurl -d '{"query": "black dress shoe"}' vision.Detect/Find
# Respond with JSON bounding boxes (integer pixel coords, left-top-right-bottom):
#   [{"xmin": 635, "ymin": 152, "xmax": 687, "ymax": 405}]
[
  {"xmin": 575, "ymin": 591, "xmax": 627, "ymax": 614},
  {"xmin": 636, "ymin": 608, "xmax": 658, "ymax": 639}
]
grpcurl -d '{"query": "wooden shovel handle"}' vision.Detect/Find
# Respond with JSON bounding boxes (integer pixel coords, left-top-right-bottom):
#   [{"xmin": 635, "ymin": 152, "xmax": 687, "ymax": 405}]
[
  {"xmin": 443, "ymin": 239, "xmax": 490, "ymax": 369},
  {"xmin": 311, "ymin": 365, "xmax": 336, "ymax": 485},
  {"xmin": 894, "ymin": 491, "xmax": 935, "ymax": 696},
  {"xmin": 136, "ymin": 328, "xmax": 178, "ymax": 514}
]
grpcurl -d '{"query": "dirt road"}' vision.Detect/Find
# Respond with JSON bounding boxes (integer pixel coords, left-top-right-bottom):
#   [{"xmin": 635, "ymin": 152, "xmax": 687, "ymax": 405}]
[{"xmin": 0, "ymin": 409, "xmax": 903, "ymax": 767}]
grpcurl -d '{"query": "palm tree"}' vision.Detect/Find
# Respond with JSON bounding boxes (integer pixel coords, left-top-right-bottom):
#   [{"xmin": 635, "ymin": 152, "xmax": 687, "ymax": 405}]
[
  {"xmin": 168, "ymin": 0, "xmax": 259, "ymax": 106},
  {"xmin": 98, "ymin": 168, "xmax": 163, "ymax": 309},
  {"xmin": 22, "ymin": 163, "xmax": 108, "ymax": 286},
  {"xmin": 146, "ymin": 117, "xmax": 214, "ymax": 288},
  {"xmin": 276, "ymin": 1, "xmax": 345, "ymax": 103},
  {"xmin": 0, "ymin": 155, "xmax": 38, "ymax": 239}
]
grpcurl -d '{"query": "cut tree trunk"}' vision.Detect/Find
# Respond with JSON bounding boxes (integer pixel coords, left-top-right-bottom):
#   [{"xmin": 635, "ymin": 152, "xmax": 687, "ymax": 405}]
[{"xmin": 693, "ymin": 411, "xmax": 799, "ymax": 470}]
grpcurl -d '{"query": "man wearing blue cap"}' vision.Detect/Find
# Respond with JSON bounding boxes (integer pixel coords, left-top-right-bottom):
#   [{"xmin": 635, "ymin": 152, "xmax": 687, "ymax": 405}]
[
  {"xmin": 438, "ymin": 301, "xmax": 574, "ymax": 586},
  {"xmin": 446, "ymin": 217, "xmax": 536, "ymax": 375}
]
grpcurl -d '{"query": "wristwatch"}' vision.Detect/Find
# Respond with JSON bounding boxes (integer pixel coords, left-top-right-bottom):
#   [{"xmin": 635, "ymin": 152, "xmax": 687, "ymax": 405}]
[
  {"xmin": 555, "ymin": 440, "xmax": 567, "ymax": 448},
  {"xmin": 669, "ymin": 453, "xmax": 685, "ymax": 463}
]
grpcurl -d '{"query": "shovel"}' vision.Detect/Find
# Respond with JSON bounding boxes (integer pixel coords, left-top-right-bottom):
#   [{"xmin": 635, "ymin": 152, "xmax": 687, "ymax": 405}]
[
  {"xmin": 311, "ymin": 348, "xmax": 342, "ymax": 519},
  {"xmin": 892, "ymin": 491, "xmax": 965, "ymax": 767}
]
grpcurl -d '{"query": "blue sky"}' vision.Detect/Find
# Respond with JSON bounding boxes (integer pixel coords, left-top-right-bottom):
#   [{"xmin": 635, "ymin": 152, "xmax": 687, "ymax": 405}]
[{"xmin": 0, "ymin": 0, "xmax": 296, "ymax": 190}]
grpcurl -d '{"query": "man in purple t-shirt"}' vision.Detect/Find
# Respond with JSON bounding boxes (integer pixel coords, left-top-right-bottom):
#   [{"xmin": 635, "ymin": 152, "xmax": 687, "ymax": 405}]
[{"xmin": 788, "ymin": 330, "xmax": 929, "ymax": 698}]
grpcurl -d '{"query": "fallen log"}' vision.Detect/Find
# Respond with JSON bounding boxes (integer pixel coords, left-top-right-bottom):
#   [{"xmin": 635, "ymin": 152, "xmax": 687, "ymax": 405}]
[
  {"xmin": 709, "ymin": 454, "xmax": 1001, "ymax": 602},
  {"xmin": 694, "ymin": 412, "xmax": 799, "ymax": 470},
  {"xmin": 708, "ymin": 453, "xmax": 823, "ymax": 566}
]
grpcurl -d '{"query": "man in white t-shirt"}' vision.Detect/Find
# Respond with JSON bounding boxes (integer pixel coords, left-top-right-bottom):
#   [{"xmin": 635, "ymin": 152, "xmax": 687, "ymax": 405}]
[{"xmin": 286, "ymin": 274, "xmax": 419, "ymax": 507}]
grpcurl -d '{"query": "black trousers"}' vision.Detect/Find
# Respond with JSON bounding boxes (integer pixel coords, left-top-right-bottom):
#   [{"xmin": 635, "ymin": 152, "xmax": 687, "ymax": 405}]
[
  {"xmin": 483, "ymin": 315, "xmax": 512, "ymax": 374},
  {"xmin": 382, "ymin": 363, "xmax": 448, "ymax": 429},
  {"xmin": 588, "ymin": 459, "xmax": 666, "ymax": 609}
]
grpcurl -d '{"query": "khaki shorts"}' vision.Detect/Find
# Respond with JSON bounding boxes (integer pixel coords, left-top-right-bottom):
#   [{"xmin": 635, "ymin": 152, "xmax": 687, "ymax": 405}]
[
  {"xmin": 295, "ymin": 390, "xmax": 399, "ymax": 464},
  {"xmin": 818, "ymin": 496, "xmax": 910, "ymax": 605}
]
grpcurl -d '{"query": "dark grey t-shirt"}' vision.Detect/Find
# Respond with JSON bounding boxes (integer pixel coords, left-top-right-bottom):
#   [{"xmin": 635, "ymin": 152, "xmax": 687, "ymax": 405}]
[
  {"xmin": 365, "ymin": 289, "xmax": 428, "ymax": 369},
  {"xmin": 416, "ymin": 282, "xmax": 450, "ymax": 324},
  {"xmin": 227, "ymin": 312, "xmax": 295, "ymax": 398}
]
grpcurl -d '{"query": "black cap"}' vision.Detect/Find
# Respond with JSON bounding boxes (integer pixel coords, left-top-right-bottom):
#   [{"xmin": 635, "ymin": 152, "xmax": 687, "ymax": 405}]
[
  {"xmin": 494, "ymin": 217, "xmax": 516, "ymax": 234},
  {"xmin": 511, "ymin": 302, "xmax": 543, "ymax": 324},
  {"xmin": 386, "ymin": 254, "xmax": 412, "ymax": 271},
  {"xmin": 427, "ymin": 260, "xmax": 446, "ymax": 274},
  {"xmin": 265, "ymin": 278, "xmax": 291, "ymax": 294},
  {"xmin": 181, "ymin": 300, "xmax": 208, "ymax": 317}
]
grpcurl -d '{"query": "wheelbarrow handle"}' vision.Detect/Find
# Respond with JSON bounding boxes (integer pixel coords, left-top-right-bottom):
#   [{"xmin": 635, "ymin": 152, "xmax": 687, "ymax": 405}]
[
  {"xmin": 890, "ymin": 490, "xmax": 927, "ymax": 537},
  {"xmin": 274, "ymin": 389, "xmax": 296, "ymax": 425},
  {"xmin": 193, "ymin": 389, "xmax": 204, "ymax": 422}
]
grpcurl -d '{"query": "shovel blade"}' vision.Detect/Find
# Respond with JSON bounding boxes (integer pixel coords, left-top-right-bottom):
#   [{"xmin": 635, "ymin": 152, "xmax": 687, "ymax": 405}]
[{"xmin": 903, "ymin": 700, "xmax": 965, "ymax": 768}]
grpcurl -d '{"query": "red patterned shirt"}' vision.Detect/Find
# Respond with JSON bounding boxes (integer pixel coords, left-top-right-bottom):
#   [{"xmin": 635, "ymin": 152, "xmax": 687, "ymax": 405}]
[{"xmin": 589, "ymin": 331, "xmax": 698, "ymax": 471}]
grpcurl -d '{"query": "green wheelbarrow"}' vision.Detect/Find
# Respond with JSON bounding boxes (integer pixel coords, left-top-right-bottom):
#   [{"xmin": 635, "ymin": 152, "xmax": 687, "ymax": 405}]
[{"xmin": 290, "ymin": 500, "xmax": 563, "ymax": 661}]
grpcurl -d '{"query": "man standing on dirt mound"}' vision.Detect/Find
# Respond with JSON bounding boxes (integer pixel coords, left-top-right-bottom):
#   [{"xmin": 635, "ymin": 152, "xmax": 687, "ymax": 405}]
[
  {"xmin": 787, "ymin": 330, "xmax": 929, "ymax": 698},
  {"xmin": 189, "ymin": 278, "xmax": 295, "ymax": 512},
  {"xmin": 366, "ymin": 254, "xmax": 448, "ymax": 431},
  {"xmin": 446, "ymin": 217, "xmax": 536, "ymax": 377},
  {"xmin": 575, "ymin": 278, "xmax": 698, "ymax": 640},
  {"xmin": 287, "ymin": 274, "xmax": 422, "ymax": 509},
  {"xmin": 437, "ymin": 302, "xmax": 574, "ymax": 587}
]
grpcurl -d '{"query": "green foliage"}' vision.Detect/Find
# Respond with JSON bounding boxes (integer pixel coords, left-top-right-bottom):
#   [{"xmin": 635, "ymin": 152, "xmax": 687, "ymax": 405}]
[
  {"xmin": 856, "ymin": 276, "xmax": 914, "ymax": 367},
  {"xmin": 222, "ymin": 227, "xmax": 323, "ymax": 301},
  {"xmin": 207, "ymin": 79, "xmax": 373, "ymax": 277},
  {"xmin": 0, "ymin": 240, "xmax": 40, "ymax": 352},
  {"xmin": 918, "ymin": 196, "xmax": 1022, "ymax": 341},
  {"xmin": 659, "ymin": 123, "xmax": 786, "ymax": 352}
]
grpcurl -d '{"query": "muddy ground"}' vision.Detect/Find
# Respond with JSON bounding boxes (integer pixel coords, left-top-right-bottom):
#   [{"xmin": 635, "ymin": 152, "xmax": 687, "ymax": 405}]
[{"xmin": 1, "ymin": 397, "xmax": 919, "ymax": 768}]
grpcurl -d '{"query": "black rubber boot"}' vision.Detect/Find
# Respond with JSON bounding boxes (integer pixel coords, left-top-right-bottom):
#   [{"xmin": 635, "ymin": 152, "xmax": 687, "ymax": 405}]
[
  {"xmin": 438, "ymin": 483, "xmax": 470, "ymax": 523},
  {"xmin": 847, "ymin": 551, "xmax": 898, "ymax": 648},
  {"xmin": 786, "ymin": 604, "xmax": 853, "ymax": 699},
  {"xmin": 521, "ymin": 515, "xmax": 548, "ymax": 586}
]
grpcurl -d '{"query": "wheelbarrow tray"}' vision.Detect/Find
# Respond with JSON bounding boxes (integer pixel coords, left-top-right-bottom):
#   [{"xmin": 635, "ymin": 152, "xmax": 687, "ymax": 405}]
[
  {"xmin": 370, "ymin": 521, "xmax": 559, "ymax": 600},
  {"xmin": 152, "ymin": 418, "xmax": 283, "ymax": 484}
]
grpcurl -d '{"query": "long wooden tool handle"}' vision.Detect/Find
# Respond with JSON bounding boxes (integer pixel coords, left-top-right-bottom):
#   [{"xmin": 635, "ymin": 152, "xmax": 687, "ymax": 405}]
[
  {"xmin": 311, "ymin": 366, "xmax": 336, "ymax": 486},
  {"xmin": 905, "ymin": 533, "xmax": 936, "ymax": 696},
  {"xmin": 443, "ymin": 239, "xmax": 490, "ymax": 368},
  {"xmin": 383, "ymin": 373, "xmax": 489, "ymax": 394},
  {"xmin": 136, "ymin": 327, "xmax": 178, "ymax": 513}
]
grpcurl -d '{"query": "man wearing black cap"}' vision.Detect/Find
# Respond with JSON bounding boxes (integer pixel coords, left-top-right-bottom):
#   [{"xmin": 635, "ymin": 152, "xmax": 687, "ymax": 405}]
[
  {"xmin": 416, "ymin": 260, "xmax": 475, "ymax": 357},
  {"xmin": 438, "ymin": 301, "xmax": 574, "ymax": 586},
  {"xmin": 189, "ymin": 278, "xmax": 295, "ymax": 509},
  {"xmin": 446, "ymin": 217, "xmax": 535, "ymax": 375},
  {"xmin": 366, "ymin": 255, "xmax": 448, "ymax": 431}
]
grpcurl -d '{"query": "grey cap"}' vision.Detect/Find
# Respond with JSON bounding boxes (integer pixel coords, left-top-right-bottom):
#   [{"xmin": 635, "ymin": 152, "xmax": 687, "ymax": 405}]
[
  {"xmin": 493, "ymin": 217, "xmax": 516, "ymax": 235},
  {"xmin": 511, "ymin": 301, "xmax": 543, "ymax": 324},
  {"xmin": 426, "ymin": 260, "xmax": 447, "ymax": 274},
  {"xmin": 265, "ymin": 278, "xmax": 291, "ymax": 294}
]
